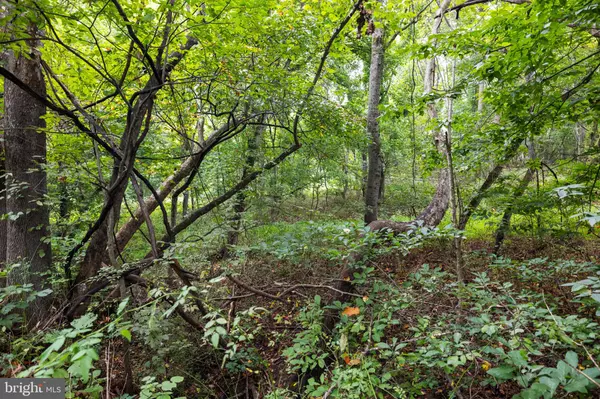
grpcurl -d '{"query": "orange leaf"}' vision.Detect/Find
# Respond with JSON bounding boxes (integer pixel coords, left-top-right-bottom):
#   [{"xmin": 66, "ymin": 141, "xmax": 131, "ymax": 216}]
[
  {"xmin": 343, "ymin": 355, "xmax": 351, "ymax": 364},
  {"xmin": 342, "ymin": 307, "xmax": 360, "ymax": 317},
  {"xmin": 348, "ymin": 358, "xmax": 361, "ymax": 366}
]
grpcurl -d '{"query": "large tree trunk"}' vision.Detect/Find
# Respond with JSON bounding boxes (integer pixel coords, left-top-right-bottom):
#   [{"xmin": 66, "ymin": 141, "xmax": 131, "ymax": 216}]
[
  {"xmin": 4, "ymin": 32, "xmax": 52, "ymax": 325},
  {"xmin": 361, "ymin": 151, "xmax": 367, "ymax": 199},
  {"xmin": 364, "ymin": 18, "xmax": 385, "ymax": 224},
  {"xmin": 378, "ymin": 161, "xmax": 385, "ymax": 204}
]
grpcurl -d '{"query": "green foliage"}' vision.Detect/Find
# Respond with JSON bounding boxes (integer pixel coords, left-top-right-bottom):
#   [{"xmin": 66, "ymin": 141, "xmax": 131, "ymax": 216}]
[
  {"xmin": 283, "ymin": 295, "xmax": 328, "ymax": 374},
  {"xmin": 278, "ymin": 257, "xmax": 600, "ymax": 398},
  {"xmin": 2, "ymin": 0, "xmax": 600, "ymax": 397},
  {"xmin": 563, "ymin": 272, "xmax": 600, "ymax": 316},
  {"xmin": 138, "ymin": 376, "xmax": 185, "ymax": 399},
  {"xmin": 0, "ymin": 282, "xmax": 52, "ymax": 330}
]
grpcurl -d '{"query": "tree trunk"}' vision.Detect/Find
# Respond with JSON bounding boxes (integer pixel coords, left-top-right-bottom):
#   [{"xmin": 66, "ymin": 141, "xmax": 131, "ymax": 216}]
[
  {"xmin": 364, "ymin": 18, "xmax": 385, "ymax": 224},
  {"xmin": 589, "ymin": 120, "xmax": 598, "ymax": 149},
  {"xmin": 171, "ymin": 194, "xmax": 178, "ymax": 227},
  {"xmin": 361, "ymin": 151, "xmax": 367, "ymax": 199},
  {"xmin": 219, "ymin": 123, "xmax": 262, "ymax": 259},
  {"xmin": 493, "ymin": 168, "xmax": 534, "ymax": 254},
  {"xmin": 378, "ymin": 161, "xmax": 385, "ymax": 204},
  {"xmin": 4, "ymin": 31, "xmax": 52, "ymax": 325},
  {"xmin": 0, "ymin": 128, "xmax": 5, "ymax": 288},
  {"xmin": 494, "ymin": 141, "xmax": 536, "ymax": 254},
  {"xmin": 182, "ymin": 191, "xmax": 189, "ymax": 216},
  {"xmin": 73, "ymin": 36, "xmax": 199, "ymax": 296},
  {"xmin": 342, "ymin": 151, "xmax": 349, "ymax": 200}
]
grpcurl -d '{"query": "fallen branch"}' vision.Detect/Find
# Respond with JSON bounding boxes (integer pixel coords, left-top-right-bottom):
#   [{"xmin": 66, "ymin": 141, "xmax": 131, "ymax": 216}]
[{"xmin": 227, "ymin": 276, "xmax": 364, "ymax": 302}]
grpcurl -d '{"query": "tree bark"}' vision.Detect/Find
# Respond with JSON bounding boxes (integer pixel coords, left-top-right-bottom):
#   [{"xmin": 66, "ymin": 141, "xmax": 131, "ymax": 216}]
[
  {"xmin": 458, "ymin": 136, "xmax": 524, "ymax": 230},
  {"xmin": 342, "ymin": 151, "xmax": 349, "ymax": 199},
  {"xmin": 170, "ymin": 193, "xmax": 178, "ymax": 228},
  {"xmin": 364, "ymin": 18, "xmax": 385, "ymax": 224},
  {"xmin": 182, "ymin": 191, "xmax": 189, "ymax": 216},
  {"xmin": 361, "ymin": 151, "xmax": 367, "ymax": 199},
  {"xmin": 378, "ymin": 161, "xmax": 385, "ymax": 204},
  {"xmin": 0, "ymin": 125, "xmax": 6, "ymax": 288},
  {"xmin": 219, "ymin": 123, "xmax": 263, "ymax": 259},
  {"xmin": 4, "ymin": 30, "xmax": 52, "ymax": 325},
  {"xmin": 493, "ymin": 169, "xmax": 534, "ymax": 254},
  {"xmin": 494, "ymin": 141, "xmax": 536, "ymax": 254}
]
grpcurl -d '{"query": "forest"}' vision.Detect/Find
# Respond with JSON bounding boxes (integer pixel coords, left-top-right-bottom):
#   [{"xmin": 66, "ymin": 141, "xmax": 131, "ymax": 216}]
[{"xmin": 1, "ymin": 0, "xmax": 600, "ymax": 398}]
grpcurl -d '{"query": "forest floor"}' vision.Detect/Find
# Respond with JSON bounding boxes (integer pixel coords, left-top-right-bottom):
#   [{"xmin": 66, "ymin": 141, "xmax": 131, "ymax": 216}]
[{"xmin": 181, "ymin": 235, "xmax": 600, "ymax": 398}]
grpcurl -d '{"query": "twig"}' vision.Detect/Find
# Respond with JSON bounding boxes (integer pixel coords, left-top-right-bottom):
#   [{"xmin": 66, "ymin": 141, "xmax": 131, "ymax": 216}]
[
  {"xmin": 322, "ymin": 382, "xmax": 337, "ymax": 399},
  {"xmin": 227, "ymin": 276, "xmax": 363, "ymax": 301}
]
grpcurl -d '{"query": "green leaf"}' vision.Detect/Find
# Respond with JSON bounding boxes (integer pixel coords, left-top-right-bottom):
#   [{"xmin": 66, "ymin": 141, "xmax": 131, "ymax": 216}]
[
  {"xmin": 518, "ymin": 383, "xmax": 549, "ymax": 399},
  {"xmin": 170, "ymin": 376, "xmax": 184, "ymax": 383},
  {"xmin": 215, "ymin": 326, "xmax": 227, "ymax": 336},
  {"xmin": 539, "ymin": 376, "xmax": 559, "ymax": 396},
  {"xmin": 117, "ymin": 297, "xmax": 130, "ymax": 315},
  {"xmin": 120, "ymin": 328, "xmax": 132, "ymax": 342},
  {"xmin": 564, "ymin": 375, "xmax": 590, "ymax": 393},
  {"xmin": 40, "ymin": 335, "xmax": 66, "ymax": 361},
  {"xmin": 583, "ymin": 367, "xmax": 600, "ymax": 379},
  {"xmin": 556, "ymin": 361, "xmax": 570, "ymax": 382},
  {"xmin": 314, "ymin": 295, "xmax": 321, "ymax": 306},
  {"xmin": 508, "ymin": 350, "xmax": 528, "ymax": 367},
  {"xmin": 487, "ymin": 366, "xmax": 516, "ymax": 380},
  {"xmin": 37, "ymin": 289, "xmax": 52, "ymax": 297},
  {"xmin": 161, "ymin": 381, "xmax": 176, "ymax": 391},
  {"xmin": 211, "ymin": 332, "xmax": 220, "ymax": 348},
  {"xmin": 565, "ymin": 351, "xmax": 578, "ymax": 367}
]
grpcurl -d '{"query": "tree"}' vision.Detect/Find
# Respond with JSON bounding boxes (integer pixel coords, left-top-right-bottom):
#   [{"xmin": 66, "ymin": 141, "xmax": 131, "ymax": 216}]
[
  {"xmin": 3, "ymin": 24, "xmax": 52, "ymax": 325},
  {"xmin": 367, "ymin": 0, "xmax": 453, "ymax": 234},
  {"xmin": 364, "ymin": 1, "xmax": 385, "ymax": 224}
]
